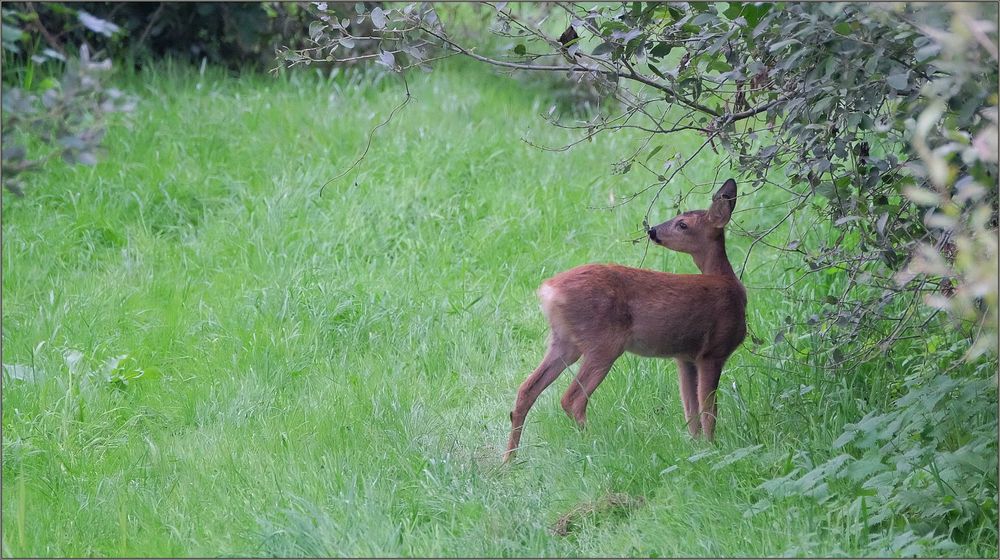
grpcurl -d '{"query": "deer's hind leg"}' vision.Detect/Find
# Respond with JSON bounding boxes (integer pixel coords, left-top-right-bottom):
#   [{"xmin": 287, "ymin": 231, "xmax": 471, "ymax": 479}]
[
  {"xmin": 560, "ymin": 343, "xmax": 624, "ymax": 429},
  {"xmin": 504, "ymin": 335, "xmax": 581, "ymax": 462}
]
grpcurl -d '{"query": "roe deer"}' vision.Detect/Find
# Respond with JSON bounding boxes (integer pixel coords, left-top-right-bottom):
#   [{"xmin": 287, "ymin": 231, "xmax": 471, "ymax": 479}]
[{"xmin": 504, "ymin": 178, "xmax": 746, "ymax": 462}]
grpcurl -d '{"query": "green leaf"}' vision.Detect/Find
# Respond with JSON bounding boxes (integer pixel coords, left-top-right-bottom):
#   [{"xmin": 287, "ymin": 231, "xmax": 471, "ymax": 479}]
[
  {"xmin": 832, "ymin": 430, "xmax": 856, "ymax": 449},
  {"xmin": 649, "ymin": 42, "xmax": 672, "ymax": 58},
  {"xmin": 813, "ymin": 96, "xmax": 834, "ymax": 115},
  {"xmin": 688, "ymin": 449, "xmax": 717, "ymax": 463},
  {"xmin": 707, "ymin": 58, "xmax": 732, "ymax": 73},
  {"xmin": 600, "ymin": 20, "xmax": 628, "ymax": 35},
  {"xmin": 592, "ymin": 42, "xmax": 615, "ymax": 56},
  {"xmin": 915, "ymin": 44, "xmax": 941, "ymax": 62},
  {"xmin": 370, "ymin": 6, "xmax": 387, "ymax": 29},
  {"xmin": 903, "ymin": 186, "xmax": 940, "ymax": 206},
  {"xmin": 816, "ymin": 181, "xmax": 835, "ymax": 198},
  {"xmin": 38, "ymin": 76, "xmax": 59, "ymax": 90},
  {"xmin": 887, "ymin": 70, "xmax": 909, "ymax": 90},
  {"xmin": 647, "ymin": 62, "xmax": 667, "ymax": 80},
  {"xmin": 768, "ymin": 39, "xmax": 800, "ymax": 52},
  {"xmin": 513, "ymin": 43, "xmax": 526, "ymax": 55},
  {"xmin": 842, "ymin": 455, "xmax": 888, "ymax": 482},
  {"xmin": 846, "ymin": 112, "xmax": 862, "ymax": 129},
  {"xmin": 645, "ymin": 144, "xmax": 663, "ymax": 163},
  {"xmin": 742, "ymin": 3, "xmax": 772, "ymax": 27},
  {"xmin": 723, "ymin": 3, "xmax": 742, "ymax": 19},
  {"xmin": 712, "ymin": 445, "xmax": 763, "ymax": 471},
  {"xmin": 743, "ymin": 498, "xmax": 771, "ymax": 519}
]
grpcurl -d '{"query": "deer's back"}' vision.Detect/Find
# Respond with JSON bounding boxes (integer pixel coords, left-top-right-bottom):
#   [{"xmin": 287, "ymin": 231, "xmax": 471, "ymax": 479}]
[{"xmin": 538, "ymin": 263, "xmax": 746, "ymax": 361}]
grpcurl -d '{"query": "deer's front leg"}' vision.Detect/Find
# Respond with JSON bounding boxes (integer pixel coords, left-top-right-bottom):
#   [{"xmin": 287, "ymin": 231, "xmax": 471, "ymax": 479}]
[{"xmin": 676, "ymin": 359, "xmax": 701, "ymax": 437}]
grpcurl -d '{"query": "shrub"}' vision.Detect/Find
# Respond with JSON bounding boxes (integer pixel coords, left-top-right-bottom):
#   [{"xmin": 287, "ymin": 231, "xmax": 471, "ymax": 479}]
[
  {"xmin": 12, "ymin": 2, "xmax": 336, "ymax": 72},
  {"xmin": 1, "ymin": 5, "xmax": 133, "ymax": 196}
]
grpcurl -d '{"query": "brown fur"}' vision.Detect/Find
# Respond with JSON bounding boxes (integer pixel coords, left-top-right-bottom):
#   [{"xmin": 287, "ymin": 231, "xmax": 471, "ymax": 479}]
[{"xmin": 504, "ymin": 179, "xmax": 746, "ymax": 462}]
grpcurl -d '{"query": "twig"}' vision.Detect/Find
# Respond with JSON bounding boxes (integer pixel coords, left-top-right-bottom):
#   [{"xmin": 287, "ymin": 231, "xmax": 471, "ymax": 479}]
[
  {"xmin": 636, "ymin": 130, "xmax": 723, "ymax": 267},
  {"xmin": 739, "ymin": 197, "xmax": 809, "ymax": 281},
  {"xmin": 319, "ymin": 73, "xmax": 411, "ymax": 197},
  {"xmin": 25, "ymin": 3, "xmax": 66, "ymax": 57},
  {"xmin": 135, "ymin": 3, "xmax": 166, "ymax": 51}
]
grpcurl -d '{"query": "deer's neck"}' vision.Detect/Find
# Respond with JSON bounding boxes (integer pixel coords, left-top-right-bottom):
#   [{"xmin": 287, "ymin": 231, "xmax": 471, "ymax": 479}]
[{"xmin": 692, "ymin": 234, "xmax": 737, "ymax": 279}]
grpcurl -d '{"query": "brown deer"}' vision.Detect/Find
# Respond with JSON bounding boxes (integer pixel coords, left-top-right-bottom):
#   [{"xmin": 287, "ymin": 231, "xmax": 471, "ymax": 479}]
[{"xmin": 504, "ymin": 178, "xmax": 746, "ymax": 462}]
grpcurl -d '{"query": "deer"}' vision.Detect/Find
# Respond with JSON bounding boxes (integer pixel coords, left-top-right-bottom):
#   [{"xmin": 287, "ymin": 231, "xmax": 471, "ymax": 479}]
[{"xmin": 504, "ymin": 178, "xmax": 746, "ymax": 462}]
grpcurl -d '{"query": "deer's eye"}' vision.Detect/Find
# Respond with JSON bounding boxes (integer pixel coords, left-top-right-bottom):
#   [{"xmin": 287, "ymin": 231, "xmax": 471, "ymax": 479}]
[{"xmin": 677, "ymin": 221, "xmax": 688, "ymax": 230}]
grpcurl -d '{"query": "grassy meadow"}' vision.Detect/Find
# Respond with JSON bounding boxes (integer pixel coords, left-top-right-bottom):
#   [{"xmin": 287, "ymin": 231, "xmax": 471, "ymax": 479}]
[{"xmin": 2, "ymin": 59, "xmax": 994, "ymax": 557}]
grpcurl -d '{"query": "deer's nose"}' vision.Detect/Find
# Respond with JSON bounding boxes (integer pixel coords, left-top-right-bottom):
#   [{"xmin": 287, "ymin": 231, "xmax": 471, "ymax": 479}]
[{"xmin": 648, "ymin": 228, "xmax": 659, "ymax": 242}]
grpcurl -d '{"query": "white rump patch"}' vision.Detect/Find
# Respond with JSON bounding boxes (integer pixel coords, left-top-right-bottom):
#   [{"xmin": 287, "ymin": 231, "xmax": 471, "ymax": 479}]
[
  {"xmin": 538, "ymin": 283, "xmax": 557, "ymax": 305},
  {"xmin": 538, "ymin": 283, "xmax": 561, "ymax": 320}
]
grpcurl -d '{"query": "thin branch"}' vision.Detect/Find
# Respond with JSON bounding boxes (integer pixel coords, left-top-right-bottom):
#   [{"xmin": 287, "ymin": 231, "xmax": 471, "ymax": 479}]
[
  {"xmin": 135, "ymin": 3, "xmax": 166, "ymax": 51},
  {"xmin": 420, "ymin": 23, "xmax": 740, "ymax": 124},
  {"xmin": 422, "ymin": 26, "xmax": 601, "ymax": 74},
  {"xmin": 622, "ymin": 59, "xmax": 721, "ymax": 117},
  {"xmin": 738, "ymin": 199, "xmax": 810, "ymax": 281},
  {"xmin": 319, "ymin": 73, "xmax": 411, "ymax": 197},
  {"xmin": 25, "ymin": 3, "xmax": 66, "ymax": 57},
  {"xmin": 728, "ymin": 95, "xmax": 789, "ymax": 121},
  {"xmin": 635, "ymin": 130, "xmax": 723, "ymax": 267}
]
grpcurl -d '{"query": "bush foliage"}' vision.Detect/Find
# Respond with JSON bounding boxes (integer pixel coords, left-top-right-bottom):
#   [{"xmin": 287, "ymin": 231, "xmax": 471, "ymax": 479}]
[
  {"xmin": 1, "ymin": 5, "xmax": 134, "ymax": 195},
  {"xmin": 2, "ymin": 2, "xmax": 321, "ymax": 71}
]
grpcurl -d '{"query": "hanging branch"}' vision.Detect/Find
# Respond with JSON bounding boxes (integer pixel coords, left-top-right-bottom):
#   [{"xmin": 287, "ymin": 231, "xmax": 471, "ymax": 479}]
[{"xmin": 319, "ymin": 73, "xmax": 411, "ymax": 197}]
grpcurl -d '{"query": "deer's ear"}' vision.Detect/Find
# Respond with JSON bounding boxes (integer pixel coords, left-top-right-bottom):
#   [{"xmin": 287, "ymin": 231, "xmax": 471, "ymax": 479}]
[{"xmin": 706, "ymin": 178, "xmax": 737, "ymax": 228}]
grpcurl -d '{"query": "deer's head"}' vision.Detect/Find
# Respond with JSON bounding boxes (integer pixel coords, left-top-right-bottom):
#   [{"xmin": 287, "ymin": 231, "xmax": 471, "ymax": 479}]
[{"xmin": 647, "ymin": 178, "xmax": 737, "ymax": 255}]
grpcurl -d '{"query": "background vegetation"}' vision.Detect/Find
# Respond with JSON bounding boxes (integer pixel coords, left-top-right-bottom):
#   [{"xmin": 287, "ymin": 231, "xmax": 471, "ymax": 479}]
[{"xmin": 2, "ymin": 2, "xmax": 997, "ymax": 557}]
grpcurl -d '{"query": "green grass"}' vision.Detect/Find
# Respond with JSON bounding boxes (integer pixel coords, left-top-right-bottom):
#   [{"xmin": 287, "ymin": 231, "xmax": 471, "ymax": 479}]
[{"xmin": 2, "ymin": 60, "xmax": 995, "ymax": 557}]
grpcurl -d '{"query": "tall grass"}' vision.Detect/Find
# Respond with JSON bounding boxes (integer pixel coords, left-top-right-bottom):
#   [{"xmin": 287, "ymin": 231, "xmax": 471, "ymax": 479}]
[{"xmin": 2, "ymin": 60, "xmax": 995, "ymax": 557}]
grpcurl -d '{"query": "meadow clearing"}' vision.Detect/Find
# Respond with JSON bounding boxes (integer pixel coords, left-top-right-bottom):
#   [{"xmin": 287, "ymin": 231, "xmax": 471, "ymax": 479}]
[{"xmin": 2, "ymin": 57, "xmax": 995, "ymax": 557}]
